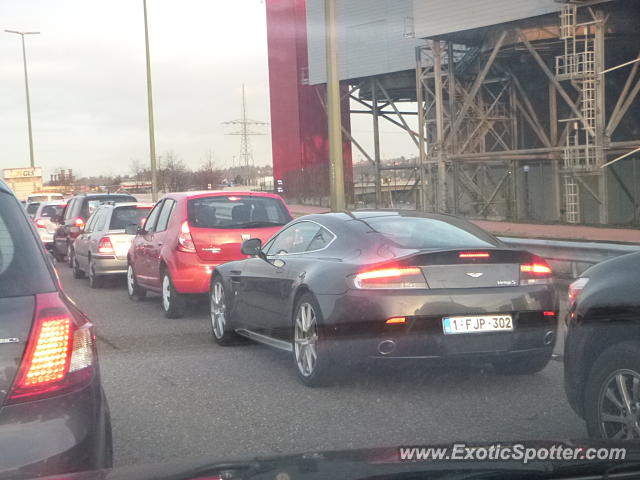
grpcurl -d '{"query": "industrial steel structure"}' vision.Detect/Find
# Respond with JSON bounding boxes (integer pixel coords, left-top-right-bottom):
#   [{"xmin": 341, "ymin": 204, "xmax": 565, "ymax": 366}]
[{"xmin": 266, "ymin": 0, "xmax": 640, "ymax": 226}]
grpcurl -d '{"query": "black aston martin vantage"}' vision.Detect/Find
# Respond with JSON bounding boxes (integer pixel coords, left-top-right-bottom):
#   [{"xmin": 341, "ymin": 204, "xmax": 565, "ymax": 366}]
[{"xmin": 209, "ymin": 211, "xmax": 558, "ymax": 386}]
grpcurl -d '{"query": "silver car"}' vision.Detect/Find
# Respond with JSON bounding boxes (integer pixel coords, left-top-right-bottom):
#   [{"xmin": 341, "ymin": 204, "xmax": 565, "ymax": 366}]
[
  {"xmin": 31, "ymin": 200, "xmax": 67, "ymax": 248},
  {"xmin": 71, "ymin": 202, "xmax": 153, "ymax": 288}
]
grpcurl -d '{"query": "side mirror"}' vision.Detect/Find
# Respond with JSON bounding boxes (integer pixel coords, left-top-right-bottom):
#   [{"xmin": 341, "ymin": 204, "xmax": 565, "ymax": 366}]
[
  {"xmin": 125, "ymin": 224, "xmax": 138, "ymax": 235},
  {"xmin": 137, "ymin": 217, "xmax": 147, "ymax": 234},
  {"xmin": 241, "ymin": 238, "xmax": 262, "ymax": 256}
]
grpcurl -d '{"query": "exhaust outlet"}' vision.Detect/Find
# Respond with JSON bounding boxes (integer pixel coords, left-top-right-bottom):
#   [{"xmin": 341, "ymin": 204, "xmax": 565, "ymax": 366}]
[
  {"xmin": 544, "ymin": 330, "xmax": 555, "ymax": 346},
  {"xmin": 378, "ymin": 340, "xmax": 396, "ymax": 355}
]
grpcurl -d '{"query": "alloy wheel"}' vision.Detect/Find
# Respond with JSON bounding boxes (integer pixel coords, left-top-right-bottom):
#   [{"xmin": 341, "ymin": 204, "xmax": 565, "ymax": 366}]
[
  {"xmin": 210, "ymin": 281, "xmax": 226, "ymax": 339},
  {"xmin": 598, "ymin": 369, "xmax": 640, "ymax": 439},
  {"xmin": 162, "ymin": 274, "xmax": 171, "ymax": 312},
  {"xmin": 127, "ymin": 265, "xmax": 135, "ymax": 297},
  {"xmin": 294, "ymin": 302, "xmax": 318, "ymax": 377}
]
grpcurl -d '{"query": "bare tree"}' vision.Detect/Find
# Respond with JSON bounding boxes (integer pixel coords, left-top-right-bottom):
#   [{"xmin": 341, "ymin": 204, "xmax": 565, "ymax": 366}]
[{"xmin": 159, "ymin": 151, "xmax": 189, "ymax": 192}]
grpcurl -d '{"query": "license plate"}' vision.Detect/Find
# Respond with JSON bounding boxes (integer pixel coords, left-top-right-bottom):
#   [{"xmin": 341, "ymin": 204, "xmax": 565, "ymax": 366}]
[{"xmin": 442, "ymin": 315, "xmax": 513, "ymax": 335}]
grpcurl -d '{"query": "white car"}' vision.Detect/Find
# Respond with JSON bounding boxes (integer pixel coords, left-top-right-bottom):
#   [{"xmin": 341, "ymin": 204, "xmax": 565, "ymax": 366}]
[
  {"xmin": 31, "ymin": 200, "xmax": 67, "ymax": 248},
  {"xmin": 26, "ymin": 192, "xmax": 64, "ymax": 203}
]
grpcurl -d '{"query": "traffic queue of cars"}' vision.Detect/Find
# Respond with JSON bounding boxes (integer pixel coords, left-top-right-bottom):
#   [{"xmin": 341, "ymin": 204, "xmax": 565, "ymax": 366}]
[{"xmin": 20, "ymin": 188, "xmax": 640, "ymax": 442}]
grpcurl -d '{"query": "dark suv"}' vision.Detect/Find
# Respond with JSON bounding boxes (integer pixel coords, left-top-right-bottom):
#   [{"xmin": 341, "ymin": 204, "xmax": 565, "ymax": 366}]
[
  {"xmin": 52, "ymin": 193, "xmax": 136, "ymax": 265},
  {"xmin": 0, "ymin": 180, "xmax": 112, "ymax": 478},
  {"xmin": 564, "ymin": 251, "xmax": 640, "ymax": 440}
]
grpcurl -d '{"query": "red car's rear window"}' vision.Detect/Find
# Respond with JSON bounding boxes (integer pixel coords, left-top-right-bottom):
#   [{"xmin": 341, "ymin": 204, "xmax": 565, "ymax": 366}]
[{"xmin": 187, "ymin": 196, "xmax": 291, "ymax": 229}]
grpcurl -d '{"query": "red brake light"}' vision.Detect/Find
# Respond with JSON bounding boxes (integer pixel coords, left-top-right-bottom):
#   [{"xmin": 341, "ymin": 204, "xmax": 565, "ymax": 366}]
[
  {"xmin": 97, "ymin": 236, "xmax": 115, "ymax": 255},
  {"xmin": 7, "ymin": 293, "xmax": 95, "ymax": 404},
  {"xmin": 519, "ymin": 257, "xmax": 553, "ymax": 285},
  {"xmin": 543, "ymin": 311, "xmax": 556, "ymax": 317},
  {"xmin": 354, "ymin": 266, "xmax": 427, "ymax": 289},
  {"xmin": 74, "ymin": 217, "xmax": 85, "ymax": 228},
  {"xmin": 227, "ymin": 196, "xmax": 241, "ymax": 201},
  {"xmin": 35, "ymin": 218, "xmax": 46, "ymax": 228},
  {"xmin": 177, "ymin": 221, "xmax": 196, "ymax": 253},
  {"xmin": 459, "ymin": 252, "xmax": 490, "ymax": 259},
  {"xmin": 385, "ymin": 316, "xmax": 406, "ymax": 324}
]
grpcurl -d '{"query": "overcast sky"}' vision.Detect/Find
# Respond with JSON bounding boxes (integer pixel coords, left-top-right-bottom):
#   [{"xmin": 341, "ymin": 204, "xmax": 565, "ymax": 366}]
[
  {"xmin": 1, "ymin": 0, "xmax": 415, "ymax": 180},
  {"xmin": 1, "ymin": 0, "xmax": 276, "ymax": 179}
]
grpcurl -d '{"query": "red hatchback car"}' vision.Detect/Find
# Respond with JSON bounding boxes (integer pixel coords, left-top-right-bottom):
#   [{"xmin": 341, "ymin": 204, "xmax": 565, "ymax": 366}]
[{"xmin": 126, "ymin": 191, "xmax": 292, "ymax": 318}]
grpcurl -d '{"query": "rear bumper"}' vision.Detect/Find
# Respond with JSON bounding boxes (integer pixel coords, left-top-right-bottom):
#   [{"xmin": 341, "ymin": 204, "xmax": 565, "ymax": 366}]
[
  {"xmin": 315, "ymin": 285, "xmax": 558, "ymax": 361},
  {"xmin": 37, "ymin": 230, "xmax": 54, "ymax": 245},
  {"xmin": 93, "ymin": 255, "xmax": 127, "ymax": 275},
  {"xmin": 0, "ymin": 375, "xmax": 111, "ymax": 479},
  {"xmin": 168, "ymin": 252, "xmax": 220, "ymax": 294}
]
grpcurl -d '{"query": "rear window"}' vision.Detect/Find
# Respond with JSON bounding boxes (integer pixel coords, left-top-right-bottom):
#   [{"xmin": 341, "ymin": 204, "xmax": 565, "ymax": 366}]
[
  {"xmin": 80, "ymin": 195, "xmax": 136, "ymax": 218},
  {"xmin": 0, "ymin": 193, "xmax": 56, "ymax": 298},
  {"xmin": 363, "ymin": 216, "xmax": 499, "ymax": 250},
  {"xmin": 110, "ymin": 206, "xmax": 151, "ymax": 230},
  {"xmin": 188, "ymin": 196, "xmax": 292, "ymax": 229},
  {"xmin": 41, "ymin": 204, "xmax": 65, "ymax": 218},
  {"xmin": 26, "ymin": 203, "xmax": 40, "ymax": 215}
]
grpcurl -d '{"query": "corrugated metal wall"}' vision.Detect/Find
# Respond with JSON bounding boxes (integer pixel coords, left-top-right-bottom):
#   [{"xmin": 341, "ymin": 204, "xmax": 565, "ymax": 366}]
[
  {"xmin": 412, "ymin": 0, "xmax": 560, "ymax": 39},
  {"xmin": 306, "ymin": 0, "xmax": 419, "ymax": 85}
]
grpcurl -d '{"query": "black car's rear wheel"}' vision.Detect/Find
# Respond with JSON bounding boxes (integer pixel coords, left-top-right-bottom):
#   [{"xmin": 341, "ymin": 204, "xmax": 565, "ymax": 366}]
[
  {"xmin": 585, "ymin": 342, "xmax": 640, "ymax": 440},
  {"xmin": 292, "ymin": 293, "xmax": 334, "ymax": 387},
  {"xmin": 492, "ymin": 350, "xmax": 551, "ymax": 375},
  {"xmin": 127, "ymin": 264, "xmax": 147, "ymax": 301},
  {"xmin": 209, "ymin": 276, "xmax": 241, "ymax": 345}
]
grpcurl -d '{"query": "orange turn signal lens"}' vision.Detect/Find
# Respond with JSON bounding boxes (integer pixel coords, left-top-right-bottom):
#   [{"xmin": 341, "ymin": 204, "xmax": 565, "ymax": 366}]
[{"xmin": 385, "ymin": 316, "xmax": 406, "ymax": 324}]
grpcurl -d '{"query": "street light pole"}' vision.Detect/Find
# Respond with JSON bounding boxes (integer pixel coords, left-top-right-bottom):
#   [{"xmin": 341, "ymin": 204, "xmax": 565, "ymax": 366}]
[
  {"xmin": 324, "ymin": 0, "xmax": 345, "ymax": 211},
  {"xmin": 5, "ymin": 30, "xmax": 39, "ymax": 169},
  {"xmin": 142, "ymin": 0, "xmax": 158, "ymax": 201}
]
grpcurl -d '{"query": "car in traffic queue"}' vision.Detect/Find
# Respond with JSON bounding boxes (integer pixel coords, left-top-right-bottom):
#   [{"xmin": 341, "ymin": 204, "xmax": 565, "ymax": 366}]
[
  {"xmin": 564, "ymin": 251, "xmax": 640, "ymax": 440},
  {"xmin": 126, "ymin": 191, "xmax": 292, "ymax": 319},
  {"xmin": 31, "ymin": 200, "xmax": 67, "ymax": 249},
  {"xmin": 51, "ymin": 193, "xmax": 136, "ymax": 265},
  {"xmin": 71, "ymin": 202, "xmax": 153, "ymax": 288},
  {"xmin": 25, "ymin": 201, "xmax": 41, "ymax": 219},
  {"xmin": 0, "ymin": 179, "xmax": 112, "ymax": 478},
  {"xmin": 27, "ymin": 192, "xmax": 65, "ymax": 204},
  {"xmin": 209, "ymin": 210, "xmax": 559, "ymax": 387}
]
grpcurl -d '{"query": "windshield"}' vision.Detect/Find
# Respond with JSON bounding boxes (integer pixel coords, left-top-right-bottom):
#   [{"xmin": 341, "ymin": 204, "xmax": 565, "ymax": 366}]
[
  {"xmin": 2, "ymin": 0, "xmax": 640, "ymax": 478},
  {"xmin": 188, "ymin": 196, "xmax": 291, "ymax": 229},
  {"xmin": 110, "ymin": 206, "xmax": 152, "ymax": 230}
]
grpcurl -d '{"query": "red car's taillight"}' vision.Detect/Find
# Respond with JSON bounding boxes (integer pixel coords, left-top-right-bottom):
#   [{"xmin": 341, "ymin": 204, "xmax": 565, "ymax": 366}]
[
  {"xmin": 97, "ymin": 236, "xmax": 115, "ymax": 255},
  {"xmin": 519, "ymin": 257, "xmax": 553, "ymax": 285},
  {"xmin": 34, "ymin": 218, "xmax": 46, "ymax": 228},
  {"xmin": 177, "ymin": 221, "xmax": 196, "ymax": 253},
  {"xmin": 354, "ymin": 266, "xmax": 427, "ymax": 289},
  {"xmin": 73, "ymin": 217, "xmax": 85, "ymax": 229},
  {"xmin": 7, "ymin": 292, "xmax": 95, "ymax": 404}
]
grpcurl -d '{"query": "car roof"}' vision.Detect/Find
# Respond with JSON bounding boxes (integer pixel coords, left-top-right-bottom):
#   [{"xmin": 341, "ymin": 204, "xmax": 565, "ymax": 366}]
[
  {"xmin": 37, "ymin": 200, "xmax": 67, "ymax": 207},
  {"xmin": 111, "ymin": 202, "xmax": 154, "ymax": 208},
  {"xmin": 164, "ymin": 191, "xmax": 285, "ymax": 201},
  {"xmin": 78, "ymin": 193, "xmax": 135, "ymax": 198}
]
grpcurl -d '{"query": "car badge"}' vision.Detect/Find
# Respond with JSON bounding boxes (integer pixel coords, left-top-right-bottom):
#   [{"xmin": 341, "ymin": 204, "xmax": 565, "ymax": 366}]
[
  {"xmin": 466, "ymin": 272, "xmax": 484, "ymax": 278},
  {"xmin": 0, "ymin": 338, "xmax": 19, "ymax": 344},
  {"xmin": 241, "ymin": 234, "xmax": 251, "ymax": 241}
]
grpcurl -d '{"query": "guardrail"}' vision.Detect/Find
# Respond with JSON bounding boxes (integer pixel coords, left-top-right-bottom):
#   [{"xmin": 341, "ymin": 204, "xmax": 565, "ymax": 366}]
[{"xmin": 498, "ymin": 237, "xmax": 640, "ymax": 279}]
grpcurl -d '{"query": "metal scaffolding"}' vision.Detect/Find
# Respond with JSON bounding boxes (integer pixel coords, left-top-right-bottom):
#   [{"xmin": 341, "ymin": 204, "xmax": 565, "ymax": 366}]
[{"xmin": 344, "ymin": 0, "xmax": 640, "ymax": 226}]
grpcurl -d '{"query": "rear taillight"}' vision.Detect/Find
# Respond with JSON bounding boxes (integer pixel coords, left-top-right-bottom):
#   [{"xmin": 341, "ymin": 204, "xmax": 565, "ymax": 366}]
[
  {"xmin": 7, "ymin": 293, "xmax": 95, "ymax": 404},
  {"xmin": 97, "ymin": 236, "xmax": 115, "ymax": 255},
  {"xmin": 519, "ymin": 257, "xmax": 553, "ymax": 285},
  {"xmin": 34, "ymin": 218, "xmax": 46, "ymax": 228},
  {"xmin": 177, "ymin": 221, "xmax": 196, "ymax": 253},
  {"xmin": 74, "ymin": 217, "xmax": 85, "ymax": 229},
  {"xmin": 568, "ymin": 277, "xmax": 589, "ymax": 305},
  {"xmin": 354, "ymin": 266, "xmax": 427, "ymax": 289}
]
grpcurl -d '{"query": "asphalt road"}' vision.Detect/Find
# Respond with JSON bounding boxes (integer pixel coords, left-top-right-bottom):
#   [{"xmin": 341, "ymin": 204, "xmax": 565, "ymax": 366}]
[{"xmin": 56, "ymin": 265, "xmax": 585, "ymax": 468}]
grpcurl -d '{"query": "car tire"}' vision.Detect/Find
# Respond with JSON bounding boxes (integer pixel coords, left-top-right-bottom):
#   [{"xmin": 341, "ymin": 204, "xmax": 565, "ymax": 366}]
[
  {"xmin": 127, "ymin": 263, "xmax": 147, "ymax": 301},
  {"xmin": 161, "ymin": 271, "xmax": 185, "ymax": 319},
  {"xmin": 492, "ymin": 350, "xmax": 552, "ymax": 375},
  {"xmin": 88, "ymin": 257, "xmax": 103, "ymax": 289},
  {"xmin": 292, "ymin": 292, "xmax": 335, "ymax": 387},
  {"xmin": 584, "ymin": 342, "xmax": 640, "ymax": 440},
  {"xmin": 209, "ymin": 275, "xmax": 242, "ymax": 345},
  {"xmin": 67, "ymin": 243, "xmax": 74, "ymax": 268},
  {"xmin": 72, "ymin": 252, "xmax": 85, "ymax": 279}
]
